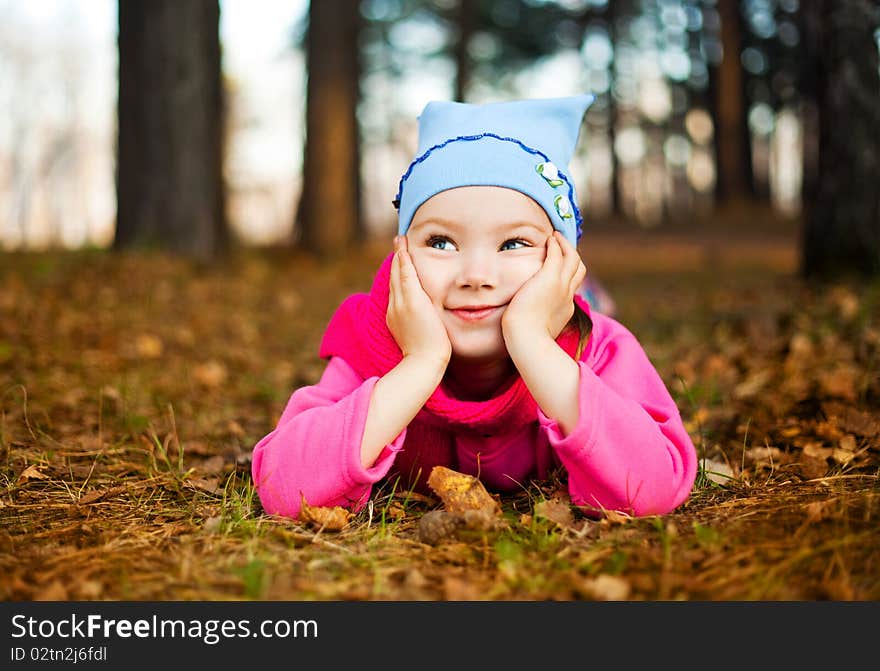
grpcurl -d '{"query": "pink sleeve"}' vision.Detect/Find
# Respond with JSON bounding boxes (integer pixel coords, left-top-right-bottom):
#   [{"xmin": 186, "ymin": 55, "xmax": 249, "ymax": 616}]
[
  {"xmin": 538, "ymin": 319, "xmax": 697, "ymax": 516},
  {"xmin": 251, "ymin": 357, "xmax": 406, "ymax": 520}
]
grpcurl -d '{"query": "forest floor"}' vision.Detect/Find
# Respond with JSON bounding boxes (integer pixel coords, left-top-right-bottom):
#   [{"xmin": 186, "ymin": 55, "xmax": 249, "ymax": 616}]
[{"xmin": 1, "ymin": 220, "xmax": 878, "ymax": 601}]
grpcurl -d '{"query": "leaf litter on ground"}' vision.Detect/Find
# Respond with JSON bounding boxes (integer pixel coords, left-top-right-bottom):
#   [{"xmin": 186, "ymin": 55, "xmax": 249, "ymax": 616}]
[{"xmin": 1, "ymin": 227, "xmax": 878, "ymax": 600}]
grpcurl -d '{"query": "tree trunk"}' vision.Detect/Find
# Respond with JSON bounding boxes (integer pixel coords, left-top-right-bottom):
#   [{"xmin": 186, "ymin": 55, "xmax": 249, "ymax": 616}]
[
  {"xmin": 801, "ymin": 1, "xmax": 880, "ymax": 279},
  {"xmin": 296, "ymin": 0, "xmax": 363, "ymax": 257},
  {"xmin": 709, "ymin": 0, "xmax": 753, "ymax": 203},
  {"xmin": 115, "ymin": 0, "xmax": 226, "ymax": 262},
  {"xmin": 453, "ymin": 0, "xmax": 476, "ymax": 102}
]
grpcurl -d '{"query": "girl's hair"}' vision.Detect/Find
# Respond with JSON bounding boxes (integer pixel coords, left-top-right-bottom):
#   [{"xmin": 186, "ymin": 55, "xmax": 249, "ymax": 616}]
[{"xmin": 568, "ymin": 301, "xmax": 593, "ymax": 360}]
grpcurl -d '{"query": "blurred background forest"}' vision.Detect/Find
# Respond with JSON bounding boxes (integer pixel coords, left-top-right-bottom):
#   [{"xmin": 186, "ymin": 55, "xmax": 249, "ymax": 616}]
[{"xmin": 0, "ymin": 0, "xmax": 878, "ymax": 276}]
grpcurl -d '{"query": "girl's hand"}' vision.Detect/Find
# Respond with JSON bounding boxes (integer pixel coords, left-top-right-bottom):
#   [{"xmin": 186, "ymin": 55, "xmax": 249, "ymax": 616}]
[
  {"xmin": 387, "ymin": 235, "xmax": 452, "ymax": 369},
  {"xmin": 502, "ymin": 231, "xmax": 587, "ymax": 346}
]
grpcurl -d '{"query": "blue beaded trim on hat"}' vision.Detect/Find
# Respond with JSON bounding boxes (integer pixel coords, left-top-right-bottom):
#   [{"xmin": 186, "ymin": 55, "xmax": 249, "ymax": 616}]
[{"xmin": 392, "ymin": 132, "xmax": 583, "ymax": 239}]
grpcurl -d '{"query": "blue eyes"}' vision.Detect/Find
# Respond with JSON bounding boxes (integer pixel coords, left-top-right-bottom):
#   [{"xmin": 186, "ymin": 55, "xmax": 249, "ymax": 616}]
[
  {"xmin": 426, "ymin": 236, "xmax": 528, "ymax": 251},
  {"xmin": 428, "ymin": 237, "xmax": 456, "ymax": 251}
]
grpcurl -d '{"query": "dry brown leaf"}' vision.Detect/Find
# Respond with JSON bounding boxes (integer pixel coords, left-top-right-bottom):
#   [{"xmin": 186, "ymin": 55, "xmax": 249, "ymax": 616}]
[
  {"xmin": 823, "ymin": 402, "xmax": 880, "ymax": 438},
  {"xmin": 226, "ymin": 420, "xmax": 246, "ymax": 437},
  {"xmin": 818, "ymin": 365, "xmax": 860, "ymax": 401},
  {"xmin": 830, "ymin": 286, "xmax": 860, "ymax": 320},
  {"xmin": 196, "ymin": 455, "xmax": 227, "ymax": 476},
  {"xmin": 33, "ymin": 580, "xmax": 69, "ymax": 601},
  {"xmin": 580, "ymin": 574, "xmax": 631, "ymax": 601},
  {"xmin": 77, "ymin": 485, "xmax": 127, "ymax": 505},
  {"xmin": 795, "ymin": 456, "xmax": 829, "ymax": 480},
  {"xmin": 602, "ymin": 510, "xmax": 632, "ymax": 525},
  {"xmin": 393, "ymin": 490, "xmax": 437, "ymax": 506},
  {"xmin": 732, "ymin": 369, "xmax": 772, "ymax": 400},
  {"xmin": 802, "ymin": 442, "xmax": 833, "ymax": 460},
  {"xmin": 385, "ymin": 502, "xmax": 406, "ymax": 520},
  {"xmin": 745, "ymin": 444, "xmax": 784, "ymax": 465},
  {"xmin": 135, "ymin": 333, "xmax": 163, "ymax": 358},
  {"xmin": 186, "ymin": 477, "xmax": 222, "ymax": 496},
  {"xmin": 534, "ymin": 499, "xmax": 575, "ymax": 529},
  {"xmin": 194, "ymin": 360, "xmax": 228, "ymax": 388},
  {"xmin": 17, "ymin": 464, "xmax": 49, "ymax": 484},
  {"xmin": 426, "ymin": 465, "xmax": 501, "ymax": 516},
  {"xmin": 299, "ymin": 494, "xmax": 351, "ymax": 531},
  {"xmin": 442, "ymin": 575, "xmax": 485, "ymax": 601},
  {"xmin": 832, "ymin": 435, "xmax": 857, "ymax": 465}
]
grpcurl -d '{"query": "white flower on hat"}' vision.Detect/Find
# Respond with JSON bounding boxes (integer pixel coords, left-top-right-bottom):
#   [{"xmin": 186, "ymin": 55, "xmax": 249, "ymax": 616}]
[
  {"xmin": 554, "ymin": 194, "xmax": 574, "ymax": 219},
  {"xmin": 536, "ymin": 161, "xmax": 564, "ymax": 187}
]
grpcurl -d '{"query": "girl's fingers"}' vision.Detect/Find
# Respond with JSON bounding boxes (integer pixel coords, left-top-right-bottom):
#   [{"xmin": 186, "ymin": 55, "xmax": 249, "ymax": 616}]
[
  {"xmin": 570, "ymin": 261, "xmax": 587, "ymax": 298},
  {"xmin": 556, "ymin": 231, "xmax": 584, "ymax": 288},
  {"xmin": 397, "ymin": 240, "xmax": 417, "ymax": 289},
  {"xmin": 389, "ymin": 242, "xmax": 402, "ymax": 305},
  {"xmin": 544, "ymin": 233, "xmax": 562, "ymax": 269}
]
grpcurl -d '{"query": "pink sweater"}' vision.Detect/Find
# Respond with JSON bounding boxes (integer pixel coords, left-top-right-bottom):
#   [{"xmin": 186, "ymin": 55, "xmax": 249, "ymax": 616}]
[{"xmin": 251, "ymin": 273, "xmax": 698, "ymax": 519}]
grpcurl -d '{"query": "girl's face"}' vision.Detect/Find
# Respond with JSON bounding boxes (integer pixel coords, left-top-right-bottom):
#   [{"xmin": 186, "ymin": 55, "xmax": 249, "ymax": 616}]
[{"xmin": 406, "ymin": 185, "xmax": 553, "ymax": 362}]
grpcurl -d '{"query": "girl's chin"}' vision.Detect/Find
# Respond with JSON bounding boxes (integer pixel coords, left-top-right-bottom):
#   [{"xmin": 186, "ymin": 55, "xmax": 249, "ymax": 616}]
[{"xmin": 449, "ymin": 340, "xmax": 508, "ymax": 362}]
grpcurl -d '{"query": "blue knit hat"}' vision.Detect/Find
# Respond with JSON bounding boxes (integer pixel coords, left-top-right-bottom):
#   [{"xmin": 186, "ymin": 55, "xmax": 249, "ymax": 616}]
[{"xmin": 393, "ymin": 94, "xmax": 595, "ymax": 247}]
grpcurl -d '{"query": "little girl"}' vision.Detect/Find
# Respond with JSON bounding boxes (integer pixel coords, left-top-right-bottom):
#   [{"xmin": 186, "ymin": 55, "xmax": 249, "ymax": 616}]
[{"xmin": 252, "ymin": 95, "xmax": 697, "ymax": 520}]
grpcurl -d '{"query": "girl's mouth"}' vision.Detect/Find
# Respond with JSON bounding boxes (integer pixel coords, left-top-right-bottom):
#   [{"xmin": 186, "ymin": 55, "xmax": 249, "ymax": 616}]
[{"xmin": 449, "ymin": 305, "xmax": 502, "ymax": 322}]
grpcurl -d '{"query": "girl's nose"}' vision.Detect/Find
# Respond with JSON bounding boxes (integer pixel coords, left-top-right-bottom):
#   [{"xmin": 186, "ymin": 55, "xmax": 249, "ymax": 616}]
[{"xmin": 456, "ymin": 250, "xmax": 497, "ymax": 289}]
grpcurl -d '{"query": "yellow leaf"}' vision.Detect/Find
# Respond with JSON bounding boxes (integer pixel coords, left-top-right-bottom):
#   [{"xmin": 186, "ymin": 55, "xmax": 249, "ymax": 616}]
[
  {"xmin": 426, "ymin": 466, "xmax": 502, "ymax": 516},
  {"xmin": 299, "ymin": 494, "xmax": 351, "ymax": 531},
  {"xmin": 135, "ymin": 333, "xmax": 164, "ymax": 358}
]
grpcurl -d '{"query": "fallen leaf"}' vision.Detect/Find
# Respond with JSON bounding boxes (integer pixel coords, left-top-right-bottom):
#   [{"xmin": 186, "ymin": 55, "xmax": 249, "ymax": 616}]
[
  {"xmin": 135, "ymin": 333, "xmax": 164, "ymax": 358},
  {"xmin": 442, "ymin": 575, "xmax": 485, "ymax": 601},
  {"xmin": 196, "ymin": 455, "xmax": 227, "ymax": 476},
  {"xmin": 534, "ymin": 499, "xmax": 575, "ymax": 529},
  {"xmin": 580, "ymin": 574, "xmax": 631, "ymax": 601},
  {"xmin": 732, "ymin": 369, "xmax": 772, "ymax": 400},
  {"xmin": 393, "ymin": 490, "xmax": 437, "ymax": 506},
  {"xmin": 426, "ymin": 466, "xmax": 501, "ymax": 516},
  {"xmin": 78, "ymin": 486, "xmax": 127, "ymax": 505},
  {"xmin": 832, "ymin": 435, "xmax": 857, "ymax": 465},
  {"xmin": 186, "ymin": 477, "xmax": 222, "ymax": 496},
  {"xmin": 818, "ymin": 365, "xmax": 859, "ymax": 401},
  {"xmin": 33, "ymin": 580, "xmax": 69, "ymax": 601},
  {"xmin": 17, "ymin": 465, "xmax": 49, "ymax": 484},
  {"xmin": 745, "ymin": 445, "xmax": 784, "ymax": 466},
  {"xmin": 602, "ymin": 510, "xmax": 632, "ymax": 525},
  {"xmin": 385, "ymin": 502, "xmax": 406, "ymax": 520},
  {"xmin": 823, "ymin": 402, "xmax": 880, "ymax": 438},
  {"xmin": 701, "ymin": 458, "xmax": 735, "ymax": 484},
  {"xmin": 226, "ymin": 420, "xmax": 246, "ymax": 437},
  {"xmin": 830, "ymin": 286, "xmax": 860, "ymax": 320},
  {"xmin": 802, "ymin": 442, "xmax": 833, "ymax": 460},
  {"xmin": 194, "ymin": 360, "xmax": 228, "ymax": 388},
  {"xmin": 77, "ymin": 580, "xmax": 104, "ymax": 600},
  {"xmin": 299, "ymin": 494, "xmax": 351, "ymax": 531},
  {"xmin": 794, "ymin": 456, "xmax": 828, "ymax": 480},
  {"xmin": 203, "ymin": 516, "xmax": 223, "ymax": 533}
]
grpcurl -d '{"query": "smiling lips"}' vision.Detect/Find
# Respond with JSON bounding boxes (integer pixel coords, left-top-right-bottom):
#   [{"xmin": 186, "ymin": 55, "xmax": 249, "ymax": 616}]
[{"xmin": 448, "ymin": 305, "xmax": 503, "ymax": 321}]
